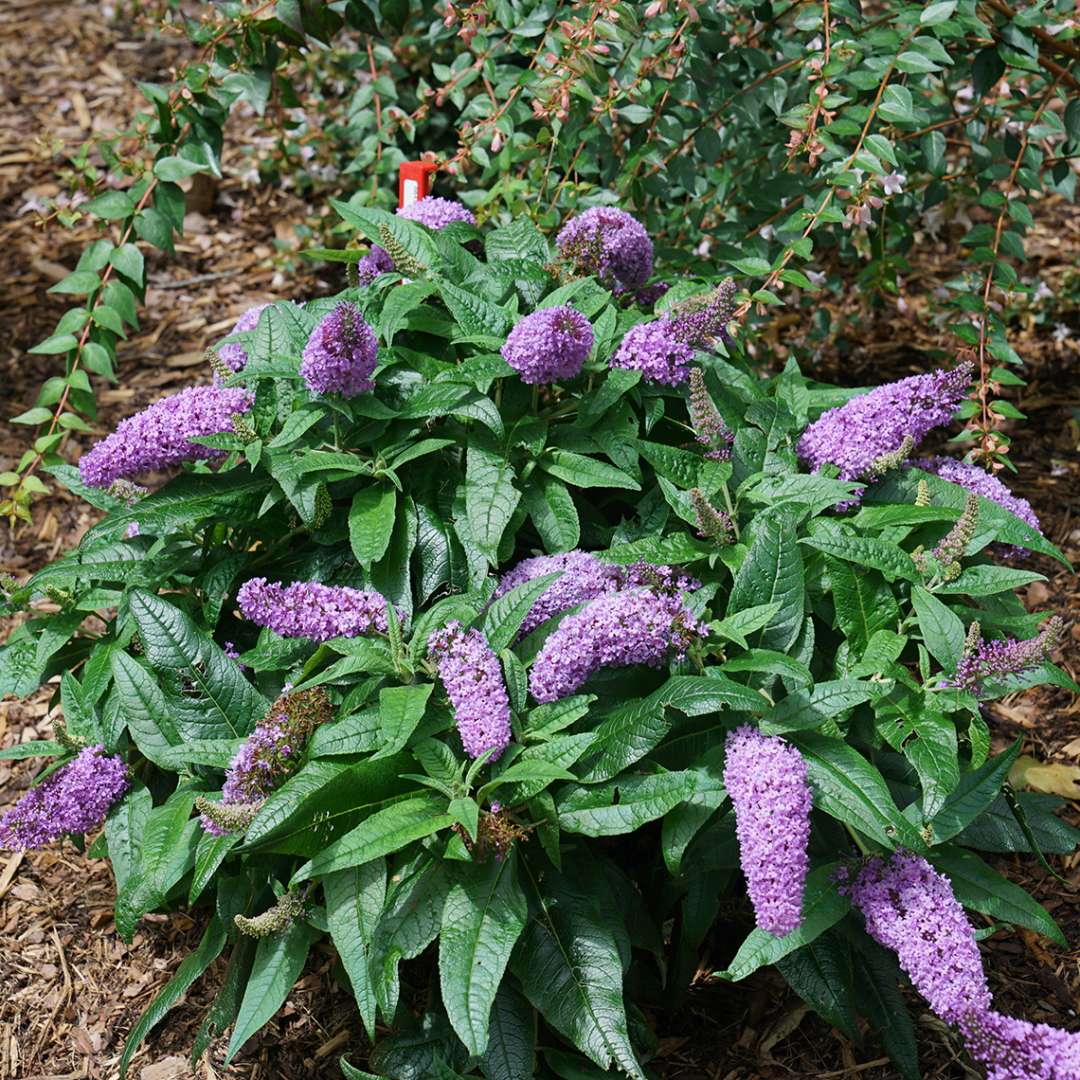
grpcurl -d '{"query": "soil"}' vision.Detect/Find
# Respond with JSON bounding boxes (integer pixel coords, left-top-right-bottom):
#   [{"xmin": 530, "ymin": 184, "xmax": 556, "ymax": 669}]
[{"xmin": 1, "ymin": 4, "xmax": 1078, "ymax": 1079}]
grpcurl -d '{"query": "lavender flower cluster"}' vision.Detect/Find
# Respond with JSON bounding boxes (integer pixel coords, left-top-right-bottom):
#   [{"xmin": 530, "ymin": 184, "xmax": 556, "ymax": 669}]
[
  {"xmin": 300, "ymin": 301, "xmax": 379, "ymax": 397},
  {"xmin": 218, "ymin": 302, "xmax": 270, "ymax": 372},
  {"xmin": 397, "ymin": 196, "xmax": 475, "ymax": 230},
  {"xmin": 0, "ymin": 745, "xmax": 129, "ymax": 849},
  {"xmin": 493, "ymin": 550, "xmax": 623, "ymax": 636},
  {"xmin": 356, "ymin": 245, "xmax": 394, "ymax": 285},
  {"xmin": 917, "ymin": 456, "xmax": 1043, "ymax": 554},
  {"xmin": 237, "ymin": 578, "xmax": 390, "ymax": 642},
  {"xmin": 797, "ymin": 363, "xmax": 972, "ymax": 493},
  {"xmin": 500, "ymin": 305, "xmax": 594, "ymax": 385},
  {"xmin": 611, "ymin": 319, "xmax": 695, "ymax": 387},
  {"xmin": 611, "ymin": 281, "xmax": 737, "ymax": 387},
  {"xmin": 428, "ymin": 622, "xmax": 512, "ymax": 760},
  {"xmin": 79, "ymin": 384, "xmax": 254, "ymax": 488},
  {"xmin": 556, "ymin": 206, "xmax": 653, "ymax": 294},
  {"xmin": 529, "ymin": 584, "xmax": 704, "ymax": 703},
  {"xmin": 200, "ymin": 689, "xmax": 330, "ymax": 836},
  {"xmin": 723, "ymin": 726, "xmax": 812, "ymax": 936},
  {"xmin": 948, "ymin": 617, "xmax": 1062, "ymax": 693},
  {"xmin": 843, "ymin": 853, "xmax": 1080, "ymax": 1080}
]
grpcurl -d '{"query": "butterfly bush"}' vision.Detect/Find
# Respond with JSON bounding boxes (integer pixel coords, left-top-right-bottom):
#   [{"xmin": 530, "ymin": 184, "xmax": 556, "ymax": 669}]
[
  {"xmin": 797, "ymin": 363, "xmax": 973, "ymax": 494},
  {"xmin": 500, "ymin": 305, "xmax": 594, "ymax": 385},
  {"xmin": 723, "ymin": 726, "xmax": 812, "ymax": 937},
  {"xmin": 428, "ymin": 622, "xmax": 511, "ymax": 760},
  {"xmin": 237, "ymin": 578, "xmax": 390, "ymax": 642},
  {"xmin": 78, "ymin": 384, "xmax": 254, "ymax": 488},
  {"xmin": 0, "ymin": 746, "xmax": 128, "ymax": 849},
  {"xmin": 300, "ymin": 301, "xmax": 379, "ymax": 396},
  {"xmin": 556, "ymin": 206, "xmax": 653, "ymax": 293},
  {"xmin": 7, "ymin": 192, "xmax": 1076, "ymax": 1077}
]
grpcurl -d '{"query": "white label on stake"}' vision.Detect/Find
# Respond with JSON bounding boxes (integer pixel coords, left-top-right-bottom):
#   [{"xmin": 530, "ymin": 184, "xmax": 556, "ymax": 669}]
[{"xmin": 402, "ymin": 178, "xmax": 419, "ymax": 207}]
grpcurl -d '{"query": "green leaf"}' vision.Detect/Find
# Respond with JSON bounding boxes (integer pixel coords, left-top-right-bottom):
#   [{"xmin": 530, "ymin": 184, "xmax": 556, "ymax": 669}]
[
  {"xmin": 326, "ymin": 860, "xmax": 387, "ymax": 1038},
  {"xmin": 540, "ymin": 450, "xmax": 639, "ymax": 491},
  {"xmin": 109, "ymin": 651, "xmax": 182, "ymax": 766},
  {"xmin": 930, "ymin": 846, "xmax": 1065, "ymax": 945},
  {"xmin": 0, "ymin": 740, "xmax": 65, "ymax": 760},
  {"xmin": 720, "ymin": 865, "xmax": 849, "ymax": 980},
  {"xmin": 776, "ymin": 930, "xmax": 859, "ymax": 1041},
  {"xmin": 514, "ymin": 864, "xmax": 645, "ymax": 1078},
  {"xmin": 115, "ymin": 788, "xmax": 200, "ymax": 941},
  {"xmin": 189, "ymin": 829, "xmax": 242, "ymax": 905},
  {"xmin": 795, "ymin": 733, "xmax": 925, "ymax": 851},
  {"xmin": 481, "ymin": 982, "xmax": 536, "ymax": 1080},
  {"xmin": 374, "ymin": 683, "xmax": 434, "ymax": 760},
  {"xmin": 557, "ymin": 772, "xmax": 698, "ymax": 837},
  {"xmin": 920, "ymin": 0, "xmax": 956, "ymax": 24},
  {"xmin": 481, "ymin": 571, "xmax": 561, "ymax": 652},
  {"xmin": 879, "ymin": 85, "xmax": 915, "ymax": 124},
  {"xmin": 935, "ymin": 564, "xmax": 1046, "ymax": 597},
  {"xmin": 349, "ymin": 486, "xmax": 397, "ymax": 569},
  {"xmin": 761, "ymin": 680, "xmax": 883, "ymax": 735},
  {"xmin": 227, "ymin": 919, "xmax": 320, "ymax": 1062},
  {"xmin": 578, "ymin": 699, "xmax": 669, "ymax": 784},
  {"xmin": 48, "ymin": 270, "xmax": 101, "ymax": 296},
  {"xmin": 911, "ymin": 586, "xmax": 965, "ymax": 669},
  {"xmin": 109, "ymin": 243, "xmax": 145, "ymax": 285},
  {"xmin": 648, "ymin": 674, "xmax": 765, "ymax": 716},
  {"xmin": 467, "ymin": 437, "xmax": 521, "ymax": 563},
  {"xmin": 119, "ymin": 916, "xmax": 227, "ymax": 1078},
  {"xmin": 728, "ymin": 515, "xmax": 805, "ymax": 652},
  {"xmin": 105, "ymin": 780, "xmax": 152, "ymax": 894},
  {"xmin": 128, "ymin": 589, "xmax": 269, "ymax": 739},
  {"xmin": 153, "ymin": 155, "xmax": 207, "ymax": 181},
  {"xmin": 522, "ymin": 475, "xmax": 580, "ymax": 553},
  {"xmin": 293, "ymin": 796, "xmax": 454, "ymax": 882},
  {"xmin": 85, "ymin": 189, "xmax": 136, "ymax": 220},
  {"xmin": 904, "ymin": 706, "xmax": 959, "ymax": 820},
  {"xmin": 801, "ymin": 533, "xmax": 917, "ymax": 582},
  {"xmin": 439, "ymin": 855, "xmax": 528, "ymax": 1055},
  {"xmin": 930, "ymin": 741, "xmax": 1021, "ymax": 843},
  {"xmin": 439, "ymin": 280, "xmax": 512, "ymax": 336}
]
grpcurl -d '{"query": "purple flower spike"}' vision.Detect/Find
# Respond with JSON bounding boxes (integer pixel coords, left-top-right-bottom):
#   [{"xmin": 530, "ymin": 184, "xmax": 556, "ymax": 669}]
[
  {"xmin": 556, "ymin": 206, "xmax": 653, "ymax": 294},
  {"xmin": 960, "ymin": 1010, "xmax": 1080, "ymax": 1080},
  {"xmin": 947, "ymin": 618, "xmax": 1061, "ymax": 693},
  {"xmin": 723, "ymin": 726, "xmax": 812, "ymax": 936},
  {"xmin": 200, "ymin": 689, "xmax": 330, "ymax": 836},
  {"xmin": 79, "ymin": 384, "xmax": 254, "ymax": 488},
  {"xmin": 501, "ymin": 306, "xmax": 594, "ymax": 385},
  {"xmin": 218, "ymin": 302, "xmax": 271, "ymax": 372},
  {"xmin": 356, "ymin": 245, "xmax": 394, "ymax": 285},
  {"xmin": 237, "ymin": 577, "xmax": 390, "ymax": 642},
  {"xmin": 0, "ymin": 745, "xmax": 129, "ymax": 849},
  {"xmin": 493, "ymin": 551, "xmax": 624, "ymax": 637},
  {"xmin": 528, "ymin": 586, "xmax": 704, "ymax": 703},
  {"xmin": 612, "ymin": 320, "xmax": 695, "ymax": 386},
  {"xmin": 396, "ymin": 197, "xmax": 475, "ymax": 230},
  {"xmin": 843, "ymin": 851, "xmax": 1080, "ymax": 1079},
  {"xmin": 845, "ymin": 852, "xmax": 992, "ymax": 1024},
  {"xmin": 797, "ymin": 363, "xmax": 972, "ymax": 492},
  {"xmin": 916, "ymin": 456, "xmax": 1042, "ymax": 555},
  {"xmin": 428, "ymin": 622, "xmax": 511, "ymax": 761},
  {"xmin": 300, "ymin": 301, "xmax": 378, "ymax": 397}
]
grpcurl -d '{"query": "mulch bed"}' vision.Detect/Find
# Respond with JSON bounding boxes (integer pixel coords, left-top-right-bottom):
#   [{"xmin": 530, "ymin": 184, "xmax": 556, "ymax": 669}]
[{"xmin": 1, "ymin": 4, "xmax": 1078, "ymax": 1077}]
